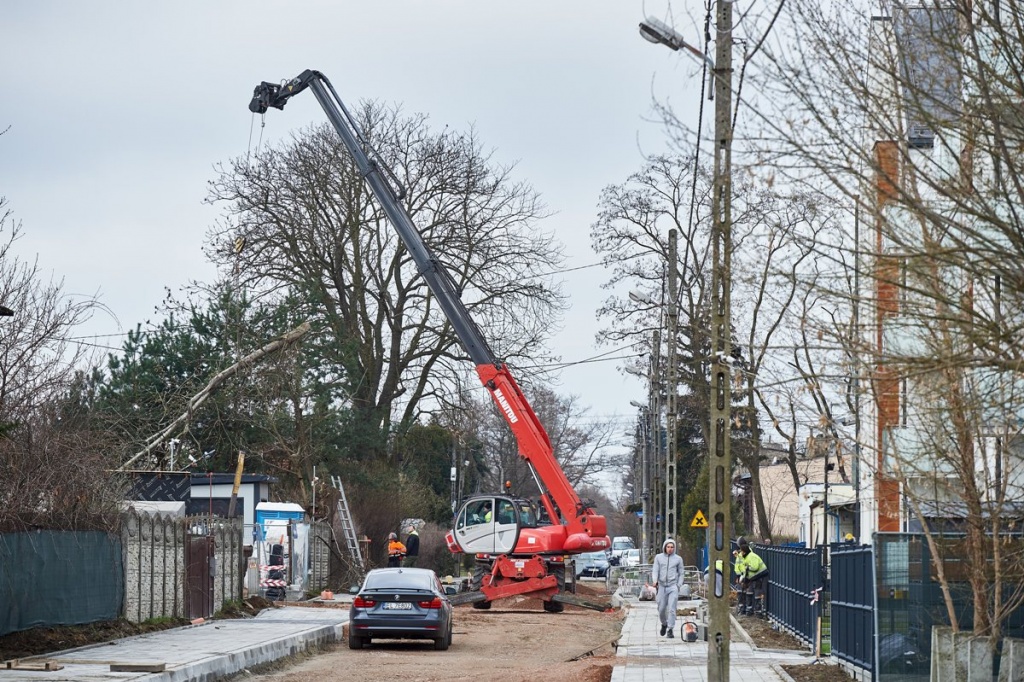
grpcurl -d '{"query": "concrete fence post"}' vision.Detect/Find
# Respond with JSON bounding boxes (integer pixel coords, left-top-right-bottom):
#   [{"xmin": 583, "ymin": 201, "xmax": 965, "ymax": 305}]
[{"xmin": 997, "ymin": 637, "xmax": 1024, "ymax": 682}]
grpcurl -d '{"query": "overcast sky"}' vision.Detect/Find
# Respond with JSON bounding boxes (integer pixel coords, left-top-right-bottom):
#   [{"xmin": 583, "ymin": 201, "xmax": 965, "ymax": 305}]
[{"xmin": 1, "ymin": 1, "xmax": 707, "ymax": 465}]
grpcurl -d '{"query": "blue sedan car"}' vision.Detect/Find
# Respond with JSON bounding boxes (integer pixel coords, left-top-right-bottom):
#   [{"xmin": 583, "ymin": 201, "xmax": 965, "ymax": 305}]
[{"xmin": 348, "ymin": 567, "xmax": 454, "ymax": 650}]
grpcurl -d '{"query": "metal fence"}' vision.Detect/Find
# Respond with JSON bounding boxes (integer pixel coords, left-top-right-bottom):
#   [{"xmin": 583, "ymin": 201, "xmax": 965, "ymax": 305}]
[
  {"xmin": 874, "ymin": 532, "xmax": 1024, "ymax": 681},
  {"xmin": 761, "ymin": 543, "xmax": 822, "ymax": 645},
  {"xmin": 832, "ymin": 543, "xmax": 875, "ymax": 674},
  {"xmin": 609, "ymin": 564, "xmax": 652, "ymax": 597}
]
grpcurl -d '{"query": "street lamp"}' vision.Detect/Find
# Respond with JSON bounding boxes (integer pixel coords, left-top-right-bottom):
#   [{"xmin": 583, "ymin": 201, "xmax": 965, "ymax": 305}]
[
  {"xmin": 641, "ymin": 8, "xmax": 734, "ymax": 680},
  {"xmin": 639, "ymin": 17, "xmax": 716, "ymax": 70},
  {"xmin": 629, "ymin": 290, "xmax": 656, "ymax": 306}
]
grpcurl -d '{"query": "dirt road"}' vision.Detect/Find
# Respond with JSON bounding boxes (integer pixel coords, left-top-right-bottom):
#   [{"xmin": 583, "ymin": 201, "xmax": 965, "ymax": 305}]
[{"xmin": 247, "ymin": 591, "xmax": 623, "ymax": 682}]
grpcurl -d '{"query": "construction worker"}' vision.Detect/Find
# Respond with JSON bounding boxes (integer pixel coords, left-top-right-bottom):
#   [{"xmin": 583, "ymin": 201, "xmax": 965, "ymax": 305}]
[
  {"xmin": 733, "ymin": 537, "xmax": 769, "ymax": 616},
  {"xmin": 387, "ymin": 532, "xmax": 406, "ymax": 567},
  {"xmin": 652, "ymin": 538, "xmax": 684, "ymax": 638},
  {"xmin": 403, "ymin": 524, "xmax": 420, "ymax": 567}
]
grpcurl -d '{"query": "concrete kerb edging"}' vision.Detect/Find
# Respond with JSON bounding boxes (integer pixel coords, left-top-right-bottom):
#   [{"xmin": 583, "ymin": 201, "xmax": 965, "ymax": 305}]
[
  {"xmin": 610, "ymin": 590, "xmax": 631, "ymax": 610},
  {"xmin": 145, "ymin": 621, "xmax": 345, "ymax": 682},
  {"xmin": 772, "ymin": 663, "xmax": 799, "ymax": 682},
  {"xmin": 730, "ymin": 613, "xmax": 757, "ymax": 648}
]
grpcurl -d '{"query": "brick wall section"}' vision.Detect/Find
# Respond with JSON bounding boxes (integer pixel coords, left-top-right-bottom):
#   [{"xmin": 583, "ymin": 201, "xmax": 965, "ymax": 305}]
[{"xmin": 874, "ymin": 140, "xmax": 902, "ymax": 532}]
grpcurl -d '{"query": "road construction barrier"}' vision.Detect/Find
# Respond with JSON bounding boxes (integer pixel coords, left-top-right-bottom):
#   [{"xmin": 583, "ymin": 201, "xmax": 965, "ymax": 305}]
[{"xmin": 610, "ymin": 564, "xmax": 652, "ymax": 597}]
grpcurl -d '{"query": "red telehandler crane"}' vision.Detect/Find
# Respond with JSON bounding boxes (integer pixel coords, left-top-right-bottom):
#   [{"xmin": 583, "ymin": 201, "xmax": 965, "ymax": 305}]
[{"xmin": 249, "ymin": 71, "xmax": 610, "ymax": 611}]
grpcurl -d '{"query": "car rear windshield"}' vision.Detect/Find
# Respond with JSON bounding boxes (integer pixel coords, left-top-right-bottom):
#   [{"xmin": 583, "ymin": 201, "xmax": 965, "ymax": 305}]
[{"xmin": 364, "ymin": 570, "xmax": 433, "ymax": 591}]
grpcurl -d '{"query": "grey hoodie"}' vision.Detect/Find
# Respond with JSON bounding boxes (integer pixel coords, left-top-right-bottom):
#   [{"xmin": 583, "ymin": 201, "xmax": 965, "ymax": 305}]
[{"xmin": 651, "ymin": 538, "xmax": 684, "ymax": 588}]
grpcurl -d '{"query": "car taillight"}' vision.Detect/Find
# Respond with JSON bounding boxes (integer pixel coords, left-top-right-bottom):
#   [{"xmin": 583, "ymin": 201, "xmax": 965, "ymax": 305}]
[
  {"xmin": 418, "ymin": 597, "xmax": 443, "ymax": 609},
  {"xmin": 353, "ymin": 596, "xmax": 376, "ymax": 608}
]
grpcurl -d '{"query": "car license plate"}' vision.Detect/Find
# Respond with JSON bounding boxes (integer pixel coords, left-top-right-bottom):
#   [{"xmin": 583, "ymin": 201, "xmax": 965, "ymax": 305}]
[{"xmin": 383, "ymin": 602, "xmax": 412, "ymax": 610}]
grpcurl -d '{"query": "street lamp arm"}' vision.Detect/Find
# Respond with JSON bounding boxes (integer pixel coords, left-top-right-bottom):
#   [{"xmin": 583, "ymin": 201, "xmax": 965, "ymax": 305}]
[{"xmin": 639, "ymin": 17, "xmax": 715, "ymax": 70}]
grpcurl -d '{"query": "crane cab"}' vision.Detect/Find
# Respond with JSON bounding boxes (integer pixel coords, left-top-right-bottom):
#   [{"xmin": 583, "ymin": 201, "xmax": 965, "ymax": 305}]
[{"xmin": 447, "ymin": 495, "xmax": 547, "ymax": 555}]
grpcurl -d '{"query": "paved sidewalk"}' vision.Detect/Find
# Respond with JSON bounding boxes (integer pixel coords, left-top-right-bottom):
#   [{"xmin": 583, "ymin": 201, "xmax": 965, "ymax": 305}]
[
  {"xmin": 0, "ymin": 605, "xmax": 347, "ymax": 682},
  {"xmin": 611, "ymin": 597, "xmax": 812, "ymax": 682}
]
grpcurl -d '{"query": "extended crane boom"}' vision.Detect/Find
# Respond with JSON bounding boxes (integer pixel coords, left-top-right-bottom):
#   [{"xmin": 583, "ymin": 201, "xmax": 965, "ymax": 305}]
[{"xmin": 250, "ymin": 71, "xmax": 608, "ymax": 609}]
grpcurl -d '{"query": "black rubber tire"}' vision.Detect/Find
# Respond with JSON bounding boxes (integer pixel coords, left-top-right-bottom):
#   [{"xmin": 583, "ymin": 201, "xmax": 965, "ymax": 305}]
[
  {"xmin": 434, "ymin": 621, "xmax": 452, "ymax": 650},
  {"xmin": 348, "ymin": 634, "xmax": 365, "ymax": 650},
  {"xmin": 543, "ymin": 563, "xmax": 566, "ymax": 613},
  {"xmin": 471, "ymin": 563, "xmax": 492, "ymax": 609}
]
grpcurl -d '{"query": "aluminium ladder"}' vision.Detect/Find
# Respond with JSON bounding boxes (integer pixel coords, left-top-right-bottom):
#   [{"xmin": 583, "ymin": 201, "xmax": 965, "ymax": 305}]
[{"xmin": 331, "ymin": 475, "xmax": 364, "ymax": 569}]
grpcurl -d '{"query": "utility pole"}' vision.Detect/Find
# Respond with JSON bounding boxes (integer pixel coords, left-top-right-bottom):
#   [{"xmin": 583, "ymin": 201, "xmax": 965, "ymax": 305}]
[
  {"xmin": 665, "ymin": 230, "xmax": 679, "ymax": 542},
  {"xmin": 649, "ymin": 329, "xmax": 663, "ymax": 555},
  {"xmin": 638, "ymin": 408, "xmax": 650, "ymax": 563},
  {"xmin": 707, "ymin": 0, "xmax": 734, "ymax": 680}
]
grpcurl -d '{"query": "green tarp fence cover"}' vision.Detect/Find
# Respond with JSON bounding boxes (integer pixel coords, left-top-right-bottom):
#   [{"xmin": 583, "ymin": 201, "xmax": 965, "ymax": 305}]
[{"xmin": 0, "ymin": 530, "xmax": 123, "ymax": 636}]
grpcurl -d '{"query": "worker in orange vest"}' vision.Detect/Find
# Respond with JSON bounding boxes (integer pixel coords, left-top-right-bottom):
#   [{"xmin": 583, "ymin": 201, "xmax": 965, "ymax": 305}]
[{"xmin": 387, "ymin": 532, "xmax": 407, "ymax": 567}]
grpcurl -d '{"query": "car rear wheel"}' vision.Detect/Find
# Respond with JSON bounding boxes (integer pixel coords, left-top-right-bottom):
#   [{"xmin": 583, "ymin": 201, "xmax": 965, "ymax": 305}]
[
  {"xmin": 434, "ymin": 622, "xmax": 452, "ymax": 651},
  {"xmin": 348, "ymin": 634, "xmax": 365, "ymax": 650}
]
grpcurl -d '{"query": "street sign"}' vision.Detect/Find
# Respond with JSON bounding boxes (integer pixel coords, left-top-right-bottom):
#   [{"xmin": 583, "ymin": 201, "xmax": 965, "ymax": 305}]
[{"xmin": 690, "ymin": 509, "xmax": 709, "ymax": 528}]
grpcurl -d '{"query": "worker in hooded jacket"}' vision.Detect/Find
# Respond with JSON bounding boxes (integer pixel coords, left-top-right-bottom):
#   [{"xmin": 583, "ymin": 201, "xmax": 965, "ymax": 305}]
[
  {"xmin": 403, "ymin": 524, "xmax": 420, "ymax": 567},
  {"xmin": 651, "ymin": 538, "xmax": 685, "ymax": 637}
]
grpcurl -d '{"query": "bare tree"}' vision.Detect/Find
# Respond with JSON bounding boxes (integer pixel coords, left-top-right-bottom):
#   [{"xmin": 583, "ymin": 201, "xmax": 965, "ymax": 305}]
[
  {"xmin": 591, "ymin": 151, "xmax": 832, "ymax": 542},
  {"xmin": 752, "ymin": 0, "xmax": 1024, "ymax": 642},
  {"xmin": 206, "ymin": 104, "xmax": 565, "ymax": 460},
  {"xmin": 444, "ymin": 387, "xmax": 624, "ymax": 499},
  {"xmin": 0, "ymin": 198, "xmax": 118, "ymax": 530}
]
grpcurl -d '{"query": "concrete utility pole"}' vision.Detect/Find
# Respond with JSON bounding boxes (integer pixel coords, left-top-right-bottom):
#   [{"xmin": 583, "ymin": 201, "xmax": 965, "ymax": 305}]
[
  {"xmin": 649, "ymin": 329, "xmax": 663, "ymax": 553},
  {"xmin": 707, "ymin": 0, "xmax": 734, "ymax": 680},
  {"xmin": 665, "ymin": 230, "xmax": 679, "ymax": 542}
]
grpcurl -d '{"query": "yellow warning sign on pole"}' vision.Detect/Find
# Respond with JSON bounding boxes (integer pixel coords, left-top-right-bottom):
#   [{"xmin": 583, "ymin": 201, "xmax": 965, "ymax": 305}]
[{"xmin": 690, "ymin": 509, "xmax": 709, "ymax": 528}]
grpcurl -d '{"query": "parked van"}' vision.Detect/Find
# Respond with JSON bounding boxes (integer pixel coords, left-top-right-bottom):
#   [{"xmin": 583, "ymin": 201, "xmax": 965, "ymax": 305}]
[{"xmin": 610, "ymin": 536, "xmax": 635, "ymax": 564}]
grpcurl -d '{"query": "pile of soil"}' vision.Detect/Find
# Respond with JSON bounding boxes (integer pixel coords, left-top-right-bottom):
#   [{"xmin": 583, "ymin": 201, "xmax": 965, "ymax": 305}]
[
  {"xmin": 218, "ymin": 596, "xmax": 276, "ymax": 618},
  {"xmin": 735, "ymin": 613, "xmax": 852, "ymax": 681},
  {"xmin": 0, "ymin": 597, "xmax": 277, "ymax": 660},
  {"xmin": 0, "ymin": 617, "xmax": 190, "ymax": 660}
]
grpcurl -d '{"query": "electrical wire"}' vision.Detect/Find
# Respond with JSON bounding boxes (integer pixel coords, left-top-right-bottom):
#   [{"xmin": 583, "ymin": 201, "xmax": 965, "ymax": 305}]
[{"xmin": 686, "ymin": 2, "xmax": 714, "ymax": 238}]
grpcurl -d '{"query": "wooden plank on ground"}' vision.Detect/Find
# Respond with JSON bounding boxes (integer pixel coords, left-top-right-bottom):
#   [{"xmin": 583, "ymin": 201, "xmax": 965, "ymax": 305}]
[
  {"xmin": 110, "ymin": 663, "xmax": 167, "ymax": 673},
  {"xmin": 3, "ymin": 659, "xmax": 65, "ymax": 671}
]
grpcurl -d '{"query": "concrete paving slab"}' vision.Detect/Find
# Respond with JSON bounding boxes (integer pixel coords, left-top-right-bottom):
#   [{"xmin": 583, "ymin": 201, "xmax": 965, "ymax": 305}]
[
  {"xmin": 0, "ymin": 606, "xmax": 347, "ymax": 682},
  {"xmin": 611, "ymin": 596, "xmax": 812, "ymax": 682}
]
